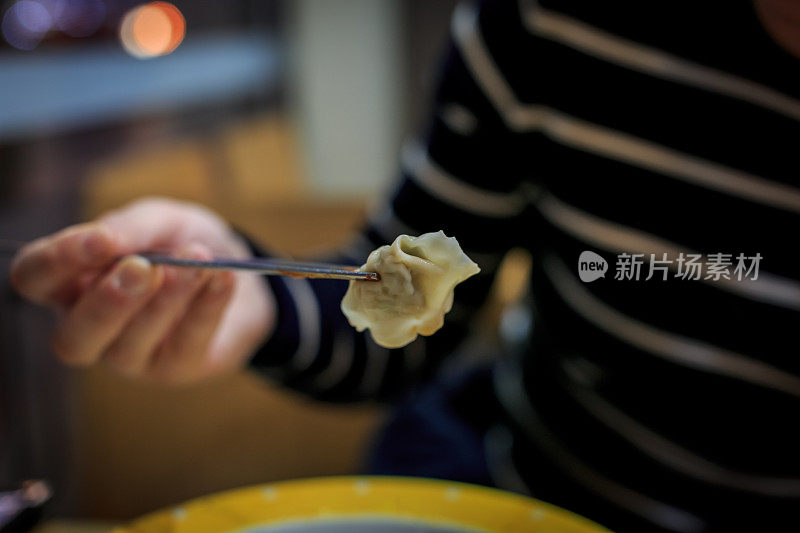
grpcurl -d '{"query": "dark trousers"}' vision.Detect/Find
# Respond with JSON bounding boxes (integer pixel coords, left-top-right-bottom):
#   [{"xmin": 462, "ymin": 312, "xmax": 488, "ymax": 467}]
[{"xmin": 365, "ymin": 365, "xmax": 497, "ymax": 488}]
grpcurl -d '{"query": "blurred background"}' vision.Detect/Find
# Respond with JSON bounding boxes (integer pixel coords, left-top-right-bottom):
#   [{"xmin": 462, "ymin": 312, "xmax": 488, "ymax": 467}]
[{"xmin": 0, "ymin": 0, "xmax": 530, "ymax": 529}]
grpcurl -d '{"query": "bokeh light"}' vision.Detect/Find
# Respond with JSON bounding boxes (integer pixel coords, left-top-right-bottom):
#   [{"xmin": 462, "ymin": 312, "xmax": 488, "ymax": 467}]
[
  {"xmin": 52, "ymin": 0, "xmax": 106, "ymax": 38},
  {"xmin": 1, "ymin": 0, "xmax": 107, "ymax": 50},
  {"xmin": 2, "ymin": 1, "xmax": 53, "ymax": 50},
  {"xmin": 120, "ymin": 2, "xmax": 185, "ymax": 59}
]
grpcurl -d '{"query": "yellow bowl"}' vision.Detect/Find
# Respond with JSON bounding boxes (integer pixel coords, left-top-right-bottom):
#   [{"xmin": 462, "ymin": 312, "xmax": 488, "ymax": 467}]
[{"xmin": 113, "ymin": 476, "xmax": 610, "ymax": 533}]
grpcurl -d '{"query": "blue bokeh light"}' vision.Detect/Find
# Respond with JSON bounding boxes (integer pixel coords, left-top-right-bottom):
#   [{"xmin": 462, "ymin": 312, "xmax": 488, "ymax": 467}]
[{"xmin": 2, "ymin": 1, "xmax": 53, "ymax": 50}]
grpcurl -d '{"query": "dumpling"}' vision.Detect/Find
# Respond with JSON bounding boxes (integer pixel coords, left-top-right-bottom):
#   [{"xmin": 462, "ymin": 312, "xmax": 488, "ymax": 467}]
[{"xmin": 341, "ymin": 231, "xmax": 480, "ymax": 348}]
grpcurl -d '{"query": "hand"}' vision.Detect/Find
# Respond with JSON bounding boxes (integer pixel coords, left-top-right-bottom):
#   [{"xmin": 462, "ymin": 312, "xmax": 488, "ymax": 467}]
[{"xmin": 10, "ymin": 197, "xmax": 275, "ymax": 384}]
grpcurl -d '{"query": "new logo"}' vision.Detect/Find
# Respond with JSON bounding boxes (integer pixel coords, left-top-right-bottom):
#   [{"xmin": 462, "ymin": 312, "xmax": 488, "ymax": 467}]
[{"xmin": 578, "ymin": 251, "xmax": 608, "ymax": 282}]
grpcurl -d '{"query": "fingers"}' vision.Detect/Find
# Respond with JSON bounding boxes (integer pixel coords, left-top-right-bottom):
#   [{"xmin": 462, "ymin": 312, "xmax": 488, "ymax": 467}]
[
  {"xmin": 99, "ymin": 198, "xmax": 218, "ymax": 255},
  {"xmin": 50, "ymin": 255, "xmax": 163, "ymax": 366},
  {"xmin": 147, "ymin": 271, "xmax": 236, "ymax": 384},
  {"xmin": 102, "ymin": 245, "xmax": 214, "ymax": 377},
  {"xmin": 10, "ymin": 223, "xmax": 118, "ymax": 307}
]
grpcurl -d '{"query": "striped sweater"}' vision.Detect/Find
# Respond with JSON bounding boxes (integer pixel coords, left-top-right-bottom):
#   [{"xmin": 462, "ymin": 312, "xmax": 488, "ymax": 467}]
[{"xmin": 251, "ymin": 1, "xmax": 800, "ymax": 531}]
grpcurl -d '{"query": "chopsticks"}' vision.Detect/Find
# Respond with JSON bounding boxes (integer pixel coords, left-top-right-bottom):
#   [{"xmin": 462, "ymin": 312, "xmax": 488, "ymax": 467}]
[
  {"xmin": 139, "ymin": 254, "xmax": 380, "ymax": 281},
  {"xmin": 0, "ymin": 239, "xmax": 379, "ymax": 282}
]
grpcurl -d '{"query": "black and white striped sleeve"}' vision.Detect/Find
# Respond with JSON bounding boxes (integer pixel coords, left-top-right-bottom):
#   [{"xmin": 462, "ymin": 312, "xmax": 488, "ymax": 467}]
[{"xmin": 248, "ymin": 0, "xmax": 529, "ymax": 402}]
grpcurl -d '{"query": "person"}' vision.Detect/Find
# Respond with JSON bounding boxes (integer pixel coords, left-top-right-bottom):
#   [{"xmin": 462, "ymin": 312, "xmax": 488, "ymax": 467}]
[{"xmin": 10, "ymin": 0, "xmax": 800, "ymax": 531}]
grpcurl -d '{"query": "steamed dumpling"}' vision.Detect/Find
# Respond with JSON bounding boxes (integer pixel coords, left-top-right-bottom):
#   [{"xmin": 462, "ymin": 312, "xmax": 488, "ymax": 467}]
[{"xmin": 341, "ymin": 231, "xmax": 480, "ymax": 348}]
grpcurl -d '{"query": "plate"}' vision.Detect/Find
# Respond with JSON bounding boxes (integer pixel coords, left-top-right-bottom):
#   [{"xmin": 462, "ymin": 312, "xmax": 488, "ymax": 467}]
[{"xmin": 113, "ymin": 476, "xmax": 610, "ymax": 533}]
